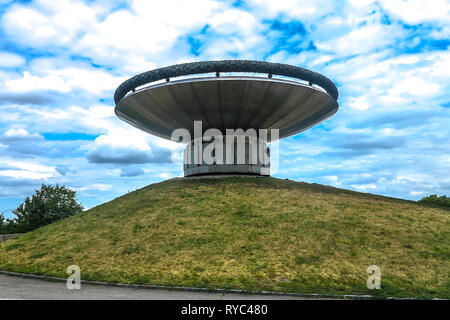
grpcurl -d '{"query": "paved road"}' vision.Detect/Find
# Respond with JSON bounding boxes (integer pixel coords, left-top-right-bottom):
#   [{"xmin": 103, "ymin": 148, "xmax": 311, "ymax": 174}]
[{"xmin": 0, "ymin": 274, "xmax": 310, "ymax": 300}]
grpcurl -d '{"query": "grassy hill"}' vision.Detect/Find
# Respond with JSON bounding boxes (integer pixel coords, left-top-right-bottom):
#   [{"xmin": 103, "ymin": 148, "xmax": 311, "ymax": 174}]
[{"xmin": 0, "ymin": 176, "xmax": 448, "ymax": 298}]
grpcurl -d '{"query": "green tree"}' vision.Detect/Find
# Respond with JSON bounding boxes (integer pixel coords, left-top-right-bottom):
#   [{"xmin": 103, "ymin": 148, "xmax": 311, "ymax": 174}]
[
  {"xmin": 12, "ymin": 184, "xmax": 83, "ymax": 232},
  {"xmin": 418, "ymin": 194, "xmax": 450, "ymax": 208},
  {"xmin": 0, "ymin": 212, "xmax": 5, "ymax": 234}
]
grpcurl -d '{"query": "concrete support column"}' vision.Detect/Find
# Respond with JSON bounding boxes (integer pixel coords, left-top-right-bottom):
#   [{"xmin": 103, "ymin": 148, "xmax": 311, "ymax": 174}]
[{"xmin": 183, "ymin": 136, "xmax": 270, "ymax": 177}]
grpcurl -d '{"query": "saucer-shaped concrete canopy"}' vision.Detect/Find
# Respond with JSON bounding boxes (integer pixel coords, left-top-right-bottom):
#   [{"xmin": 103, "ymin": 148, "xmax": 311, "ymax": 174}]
[{"xmin": 114, "ymin": 60, "xmax": 339, "ymax": 176}]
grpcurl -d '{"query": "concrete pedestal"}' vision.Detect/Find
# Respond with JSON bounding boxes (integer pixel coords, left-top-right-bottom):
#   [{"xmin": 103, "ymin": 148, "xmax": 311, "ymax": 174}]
[{"xmin": 183, "ymin": 136, "xmax": 270, "ymax": 177}]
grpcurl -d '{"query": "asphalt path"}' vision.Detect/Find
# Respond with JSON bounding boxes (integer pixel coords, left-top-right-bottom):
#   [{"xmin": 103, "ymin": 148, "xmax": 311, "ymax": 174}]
[{"xmin": 0, "ymin": 274, "xmax": 311, "ymax": 300}]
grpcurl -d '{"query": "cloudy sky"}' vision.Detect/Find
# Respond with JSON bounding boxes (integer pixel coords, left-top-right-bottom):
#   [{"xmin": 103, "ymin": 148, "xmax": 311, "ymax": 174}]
[{"xmin": 0, "ymin": 0, "xmax": 449, "ymax": 217}]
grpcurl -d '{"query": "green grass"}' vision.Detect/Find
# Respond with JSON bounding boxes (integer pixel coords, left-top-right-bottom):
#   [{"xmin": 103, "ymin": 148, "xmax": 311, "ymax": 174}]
[{"xmin": 0, "ymin": 176, "xmax": 449, "ymax": 298}]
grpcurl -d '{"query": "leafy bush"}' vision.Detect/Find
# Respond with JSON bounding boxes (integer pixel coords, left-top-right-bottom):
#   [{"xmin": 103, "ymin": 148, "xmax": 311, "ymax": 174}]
[
  {"xmin": 0, "ymin": 213, "xmax": 20, "ymax": 235},
  {"xmin": 0, "ymin": 213, "xmax": 4, "ymax": 234},
  {"xmin": 418, "ymin": 194, "xmax": 450, "ymax": 208},
  {"xmin": 10, "ymin": 184, "xmax": 83, "ymax": 233}
]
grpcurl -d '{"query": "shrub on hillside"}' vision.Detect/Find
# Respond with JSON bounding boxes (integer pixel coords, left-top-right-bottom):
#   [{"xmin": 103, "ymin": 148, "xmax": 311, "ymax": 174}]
[
  {"xmin": 418, "ymin": 194, "xmax": 450, "ymax": 208},
  {"xmin": 11, "ymin": 184, "xmax": 84, "ymax": 233},
  {"xmin": 0, "ymin": 213, "xmax": 22, "ymax": 235},
  {"xmin": 0, "ymin": 213, "xmax": 4, "ymax": 234}
]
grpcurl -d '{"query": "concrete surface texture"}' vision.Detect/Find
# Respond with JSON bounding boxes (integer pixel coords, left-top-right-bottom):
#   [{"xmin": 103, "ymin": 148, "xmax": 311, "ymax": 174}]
[
  {"xmin": 183, "ymin": 137, "xmax": 270, "ymax": 176},
  {"xmin": 0, "ymin": 274, "xmax": 311, "ymax": 300}
]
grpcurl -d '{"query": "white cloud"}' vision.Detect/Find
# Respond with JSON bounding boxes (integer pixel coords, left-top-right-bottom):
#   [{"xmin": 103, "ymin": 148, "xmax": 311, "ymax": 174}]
[
  {"xmin": 4, "ymin": 68, "xmax": 124, "ymax": 94},
  {"xmin": 0, "ymin": 158, "xmax": 56, "ymax": 180},
  {"xmin": 92, "ymin": 183, "xmax": 111, "ymax": 191},
  {"xmin": 158, "ymin": 172, "xmax": 169, "ymax": 179},
  {"xmin": 428, "ymin": 51, "xmax": 450, "ymax": 77},
  {"xmin": 2, "ymin": 0, "xmax": 101, "ymax": 47},
  {"xmin": 0, "ymin": 169, "xmax": 53, "ymax": 180},
  {"xmin": 379, "ymin": 0, "xmax": 450, "ymax": 24},
  {"xmin": 0, "ymin": 0, "xmax": 218, "ymax": 72},
  {"xmin": 4, "ymin": 128, "xmax": 37, "ymax": 138},
  {"xmin": 316, "ymin": 24, "xmax": 400, "ymax": 56},
  {"xmin": 74, "ymin": 183, "xmax": 111, "ymax": 192},
  {"xmin": 388, "ymin": 76, "xmax": 440, "ymax": 97},
  {"xmin": 77, "ymin": 0, "xmax": 221, "ymax": 69},
  {"xmin": 347, "ymin": 0, "xmax": 376, "ymax": 7},
  {"xmin": 93, "ymin": 128, "xmax": 151, "ymax": 151},
  {"xmin": 323, "ymin": 175, "xmax": 342, "ymax": 186},
  {"xmin": 0, "ymin": 52, "xmax": 25, "ymax": 68},
  {"xmin": 380, "ymin": 128, "xmax": 396, "ymax": 136},
  {"xmin": 348, "ymin": 96, "xmax": 370, "ymax": 110},
  {"xmin": 350, "ymin": 183, "xmax": 377, "ymax": 191},
  {"xmin": 208, "ymin": 9, "xmax": 260, "ymax": 35},
  {"xmin": 348, "ymin": 54, "xmax": 420, "ymax": 80},
  {"xmin": 247, "ymin": 0, "xmax": 334, "ymax": 19}
]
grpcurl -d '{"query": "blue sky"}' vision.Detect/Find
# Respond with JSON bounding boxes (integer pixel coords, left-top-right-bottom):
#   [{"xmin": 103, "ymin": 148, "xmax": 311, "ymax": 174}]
[{"xmin": 0, "ymin": 0, "xmax": 449, "ymax": 218}]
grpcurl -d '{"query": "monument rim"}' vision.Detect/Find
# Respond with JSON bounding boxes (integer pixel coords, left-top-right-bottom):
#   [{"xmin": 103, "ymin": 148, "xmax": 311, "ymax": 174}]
[{"xmin": 114, "ymin": 60, "xmax": 339, "ymax": 104}]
